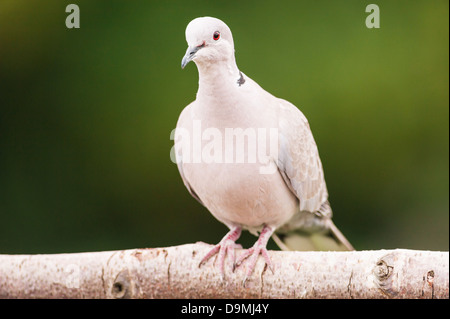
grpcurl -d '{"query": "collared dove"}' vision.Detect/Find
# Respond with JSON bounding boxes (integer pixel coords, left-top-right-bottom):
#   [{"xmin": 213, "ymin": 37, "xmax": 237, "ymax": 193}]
[{"xmin": 175, "ymin": 17, "xmax": 353, "ymax": 283}]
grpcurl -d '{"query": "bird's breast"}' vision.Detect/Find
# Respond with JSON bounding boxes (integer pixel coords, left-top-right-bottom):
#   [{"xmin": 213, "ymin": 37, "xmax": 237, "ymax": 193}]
[
  {"xmin": 175, "ymin": 94, "xmax": 297, "ymax": 229},
  {"xmin": 182, "ymin": 159, "xmax": 298, "ymax": 229}
]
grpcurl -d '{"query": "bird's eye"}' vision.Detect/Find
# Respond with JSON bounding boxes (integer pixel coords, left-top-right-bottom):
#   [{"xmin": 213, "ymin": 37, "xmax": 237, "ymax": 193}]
[{"xmin": 213, "ymin": 31, "xmax": 220, "ymax": 41}]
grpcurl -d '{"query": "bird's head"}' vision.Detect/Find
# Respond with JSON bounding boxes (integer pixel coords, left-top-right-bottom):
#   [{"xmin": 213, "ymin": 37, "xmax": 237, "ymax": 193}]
[{"xmin": 181, "ymin": 17, "xmax": 235, "ymax": 69}]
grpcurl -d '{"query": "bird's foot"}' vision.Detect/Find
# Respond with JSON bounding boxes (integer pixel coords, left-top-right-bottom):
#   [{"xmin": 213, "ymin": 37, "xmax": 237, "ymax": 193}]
[
  {"xmin": 234, "ymin": 225, "xmax": 275, "ymax": 286},
  {"xmin": 199, "ymin": 226, "xmax": 242, "ymax": 278}
]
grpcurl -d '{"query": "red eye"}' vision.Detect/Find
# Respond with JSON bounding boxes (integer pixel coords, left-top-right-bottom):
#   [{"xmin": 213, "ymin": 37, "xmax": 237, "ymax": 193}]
[{"xmin": 213, "ymin": 31, "xmax": 220, "ymax": 41}]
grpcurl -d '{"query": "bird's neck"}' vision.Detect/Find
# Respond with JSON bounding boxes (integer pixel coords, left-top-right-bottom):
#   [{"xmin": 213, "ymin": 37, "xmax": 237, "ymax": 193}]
[{"xmin": 195, "ymin": 59, "xmax": 241, "ymax": 104}]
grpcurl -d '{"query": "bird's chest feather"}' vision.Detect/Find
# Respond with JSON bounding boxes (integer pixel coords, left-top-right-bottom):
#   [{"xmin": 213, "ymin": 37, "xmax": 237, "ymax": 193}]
[
  {"xmin": 182, "ymin": 160, "xmax": 297, "ymax": 228},
  {"xmin": 176, "ymin": 94, "xmax": 297, "ymax": 227}
]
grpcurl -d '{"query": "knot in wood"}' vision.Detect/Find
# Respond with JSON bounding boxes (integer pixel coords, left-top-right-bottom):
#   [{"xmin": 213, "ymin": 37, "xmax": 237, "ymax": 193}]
[
  {"xmin": 426, "ymin": 270, "xmax": 435, "ymax": 284},
  {"xmin": 112, "ymin": 270, "xmax": 132, "ymax": 299},
  {"xmin": 373, "ymin": 253, "xmax": 397, "ymax": 297},
  {"xmin": 375, "ymin": 260, "xmax": 392, "ymax": 279}
]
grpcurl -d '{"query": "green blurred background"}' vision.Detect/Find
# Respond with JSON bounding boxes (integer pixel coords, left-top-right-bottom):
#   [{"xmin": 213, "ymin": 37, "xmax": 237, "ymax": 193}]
[{"xmin": 0, "ymin": 0, "xmax": 448, "ymax": 254}]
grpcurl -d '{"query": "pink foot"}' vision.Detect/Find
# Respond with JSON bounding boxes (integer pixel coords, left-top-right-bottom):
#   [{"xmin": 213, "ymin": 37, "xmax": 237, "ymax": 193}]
[
  {"xmin": 199, "ymin": 227, "xmax": 242, "ymax": 278},
  {"xmin": 235, "ymin": 225, "xmax": 275, "ymax": 286}
]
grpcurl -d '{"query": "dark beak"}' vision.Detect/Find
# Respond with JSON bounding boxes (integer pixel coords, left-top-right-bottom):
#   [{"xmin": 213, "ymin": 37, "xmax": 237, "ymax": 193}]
[{"xmin": 181, "ymin": 43, "xmax": 204, "ymax": 69}]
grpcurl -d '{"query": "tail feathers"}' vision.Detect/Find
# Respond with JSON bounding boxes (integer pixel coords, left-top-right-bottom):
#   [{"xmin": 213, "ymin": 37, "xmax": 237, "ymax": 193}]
[
  {"xmin": 328, "ymin": 220, "xmax": 354, "ymax": 251},
  {"xmin": 272, "ymin": 221, "xmax": 354, "ymax": 251}
]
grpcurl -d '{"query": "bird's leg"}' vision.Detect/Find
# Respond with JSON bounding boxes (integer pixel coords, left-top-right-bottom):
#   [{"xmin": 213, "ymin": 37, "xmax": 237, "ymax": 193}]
[
  {"xmin": 234, "ymin": 225, "xmax": 275, "ymax": 286},
  {"xmin": 199, "ymin": 226, "xmax": 242, "ymax": 278}
]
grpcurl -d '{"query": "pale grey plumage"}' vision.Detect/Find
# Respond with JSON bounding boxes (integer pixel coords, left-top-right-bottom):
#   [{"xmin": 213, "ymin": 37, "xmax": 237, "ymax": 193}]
[{"xmin": 175, "ymin": 17, "xmax": 353, "ymax": 279}]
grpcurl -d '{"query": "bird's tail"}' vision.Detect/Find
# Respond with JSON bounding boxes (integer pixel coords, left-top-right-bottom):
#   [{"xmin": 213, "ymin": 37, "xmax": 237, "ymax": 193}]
[{"xmin": 272, "ymin": 220, "xmax": 354, "ymax": 251}]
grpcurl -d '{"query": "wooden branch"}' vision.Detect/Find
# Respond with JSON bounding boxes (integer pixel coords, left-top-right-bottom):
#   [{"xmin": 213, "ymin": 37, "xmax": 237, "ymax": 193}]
[{"xmin": 0, "ymin": 243, "xmax": 448, "ymax": 298}]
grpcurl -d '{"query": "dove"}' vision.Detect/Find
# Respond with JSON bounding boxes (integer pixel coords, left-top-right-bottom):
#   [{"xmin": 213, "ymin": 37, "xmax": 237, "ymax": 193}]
[{"xmin": 175, "ymin": 17, "xmax": 353, "ymax": 283}]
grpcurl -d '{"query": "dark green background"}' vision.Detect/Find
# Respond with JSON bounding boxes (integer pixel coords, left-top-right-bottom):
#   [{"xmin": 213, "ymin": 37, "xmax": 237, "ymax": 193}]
[{"xmin": 0, "ymin": 1, "xmax": 448, "ymax": 254}]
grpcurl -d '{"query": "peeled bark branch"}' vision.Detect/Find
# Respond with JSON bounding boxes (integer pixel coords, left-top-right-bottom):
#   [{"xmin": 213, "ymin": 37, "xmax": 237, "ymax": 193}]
[{"xmin": 0, "ymin": 243, "xmax": 448, "ymax": 298}]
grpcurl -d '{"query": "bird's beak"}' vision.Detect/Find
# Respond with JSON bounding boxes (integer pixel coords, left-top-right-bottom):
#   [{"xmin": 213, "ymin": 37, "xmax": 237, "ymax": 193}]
[{"xmin": 181, "ymin": 44, "xmax": 203, "ymax": 69}]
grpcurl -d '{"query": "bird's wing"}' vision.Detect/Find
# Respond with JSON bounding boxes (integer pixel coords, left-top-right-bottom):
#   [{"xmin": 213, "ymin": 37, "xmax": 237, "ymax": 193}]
[
  {"xmin": 176, "ymin": 157, "xmax": 204, "ymax": 206},
  {"xmin": 276, "ymin": 99, "xmax": 329, "ymax": 215},
  {"xmin": 174, "ymin": 104, "xmax": 205, "ymax": 207},
  {"xmin": 275, "ymin": 99, "xmax": 354, "ymax": 251}
]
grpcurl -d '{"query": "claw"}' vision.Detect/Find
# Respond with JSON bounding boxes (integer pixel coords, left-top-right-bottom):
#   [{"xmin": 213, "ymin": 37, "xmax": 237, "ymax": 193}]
[
  {"xmin": 234, "ymin": 225, "xmax": 275, "ymax": 284},
  {"xmin": 199, "ymin": 245, "xmax": 220, "ymax": 267},
  {"xmin": 198, "ymin": 227, "xmax": 242, "ymax": 278}
]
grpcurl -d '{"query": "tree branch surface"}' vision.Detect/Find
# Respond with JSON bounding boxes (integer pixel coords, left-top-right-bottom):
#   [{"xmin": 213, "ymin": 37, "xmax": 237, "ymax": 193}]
[{"xmin": 0, "ymin": 243, "xmax": 448, "ymax": 298}]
